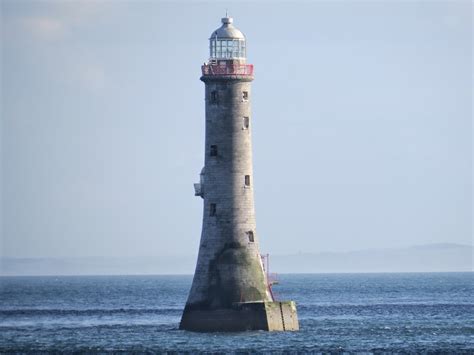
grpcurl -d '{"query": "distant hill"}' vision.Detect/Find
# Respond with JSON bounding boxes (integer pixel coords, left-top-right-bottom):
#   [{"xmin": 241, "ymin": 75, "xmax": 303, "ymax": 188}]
[
  {"xmin": 1, "ymin": 243, "xmax": 472, "ymax": 276},
  {"xmin": 271, "ymin": 243, "xmax": 473, "ymax": 273}
]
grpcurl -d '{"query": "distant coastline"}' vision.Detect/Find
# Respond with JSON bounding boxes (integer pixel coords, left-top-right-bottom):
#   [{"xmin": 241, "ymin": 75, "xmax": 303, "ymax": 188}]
[{"xmin": 1, "ymin": 243, "xmax": 472, "ymax": 276}]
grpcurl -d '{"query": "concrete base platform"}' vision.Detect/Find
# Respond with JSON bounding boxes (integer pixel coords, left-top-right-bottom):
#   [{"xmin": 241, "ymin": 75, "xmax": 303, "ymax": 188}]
[{"xmin": 179, "ymin": 301, "xmax": 299, "ymax": 332}]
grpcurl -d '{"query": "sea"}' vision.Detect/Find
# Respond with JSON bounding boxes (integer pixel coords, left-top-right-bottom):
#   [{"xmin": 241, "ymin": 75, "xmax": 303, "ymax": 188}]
[{"xmin": 0, "ymin": 273, "xmax": 472, "ymax": 353}]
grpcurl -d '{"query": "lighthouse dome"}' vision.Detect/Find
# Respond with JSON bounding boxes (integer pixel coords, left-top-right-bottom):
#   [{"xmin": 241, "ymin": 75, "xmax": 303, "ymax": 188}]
[
  {"xmin": 210, "ymin": 17, "xmax": 245, "ymax": 40},
  {"xmin": 209, "ymin": 17, "xmax": 246, "ymax": 60}
]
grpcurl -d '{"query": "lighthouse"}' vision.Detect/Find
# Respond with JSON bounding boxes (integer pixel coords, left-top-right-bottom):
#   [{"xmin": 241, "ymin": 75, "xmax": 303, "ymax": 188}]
[{"xmin": 180, "ymin": 16, "xmax": 299, "ymax": 332}]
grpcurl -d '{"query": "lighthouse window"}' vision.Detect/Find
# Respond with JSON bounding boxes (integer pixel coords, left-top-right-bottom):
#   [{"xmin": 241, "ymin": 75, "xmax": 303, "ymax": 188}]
[
  {"xmin": 210, "ymin": 39, "xmax": 246, "ymax": 59},
  {"xmin": 210, "ymin": 90, "xmax": 218, "ymax": 104},
  {"xmin": 242, "ymin": 91, "xmax": 249, "ymax": 101},
  {"xmin": 222, "ymin": 41, "xmax": 230, "ymax": 58},
  {"xmin": 247, "ymin": 231, "xmax": 254, "ymax": 242},
  {"xmin": 210, "ymin": 40, "xmax": 216, "ymax": 57},
  {"xmin": 243, "ymin": 117, "xmax": 250, "ymax": 129},
  {"xmin": 245, "ymin": 175, "xmax": 251, "ymax": 186},
  {"xmin": 210, "ymin": 145, "xmax": 218, "ymax": 156},
  {"xmin": 210, "ymin": 203, "xmax": 216, "ymax": 216}
]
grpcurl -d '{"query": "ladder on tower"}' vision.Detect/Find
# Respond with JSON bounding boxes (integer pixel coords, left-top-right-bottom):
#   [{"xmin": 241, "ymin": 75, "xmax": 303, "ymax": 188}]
[{"xmin": 261, "ymin": 253, "xmax": 279, "ymax": 301}]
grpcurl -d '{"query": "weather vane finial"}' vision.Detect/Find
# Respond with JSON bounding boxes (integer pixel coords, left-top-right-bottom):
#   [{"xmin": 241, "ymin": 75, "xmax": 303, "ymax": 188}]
[{"xmin": 226, "ymin": 9, "xmax": 228, "ymax": 17}]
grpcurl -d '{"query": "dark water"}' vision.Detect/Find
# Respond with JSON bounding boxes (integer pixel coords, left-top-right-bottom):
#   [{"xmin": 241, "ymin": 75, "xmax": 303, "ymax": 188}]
[{"xmin": 0, "ymin": 273, "xmax": 472, "ymax": 353}]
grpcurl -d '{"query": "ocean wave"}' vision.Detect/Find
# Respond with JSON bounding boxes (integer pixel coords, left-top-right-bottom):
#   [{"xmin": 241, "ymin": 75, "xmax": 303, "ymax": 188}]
[
  {"xmin": 297, "ymin": 302, "xmax": 474, "ymax": 310},
  {"xmin": 0, "ymin": 307, "xmax": 182, "ymax": 317}
]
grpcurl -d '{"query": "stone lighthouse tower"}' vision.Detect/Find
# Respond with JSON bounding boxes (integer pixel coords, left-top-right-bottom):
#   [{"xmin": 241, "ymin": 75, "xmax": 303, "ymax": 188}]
[{"xmin": 180, "ymin": 17, "xmax": 299, "ymax": 332}]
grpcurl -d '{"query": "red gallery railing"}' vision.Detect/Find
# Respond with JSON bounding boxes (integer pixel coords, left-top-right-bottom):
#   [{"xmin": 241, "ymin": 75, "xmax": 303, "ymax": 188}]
[{"xmin": 202, "ymin": 63, "xmax": 254, "ymax": 76}]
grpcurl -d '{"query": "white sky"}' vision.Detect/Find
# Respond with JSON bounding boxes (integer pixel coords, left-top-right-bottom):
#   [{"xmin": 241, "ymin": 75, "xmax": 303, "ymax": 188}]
[{"xmin": 1, "ymin": 0, "xmax": 472, "ymax": 258}]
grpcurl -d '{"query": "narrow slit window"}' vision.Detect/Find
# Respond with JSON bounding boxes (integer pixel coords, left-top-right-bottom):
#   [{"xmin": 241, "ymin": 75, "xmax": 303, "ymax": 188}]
[
  {"xmin": 242, "ymin": 91, "xmax": 249, "ymax": 101},
  {"xmin": 210, "ymin": 203, "xmax": 216, "ymax": 216},
  {"xmin": 210, "ymin": 90, "xmax": 218, "ymax": 104},
  {"xmin": 245, "ymin": 175, "xmax": 250, "ymax": 186},
  {"xmin": 247, "ymin": 231, "xmax": 254, "ymax": 242},
  {"xmin": 243, "ymin": 116, "xmax": 250, "ymax": 129},
  {"xmin": 210, "ymin": 145, "xmax": 218, "ymax": 156}
]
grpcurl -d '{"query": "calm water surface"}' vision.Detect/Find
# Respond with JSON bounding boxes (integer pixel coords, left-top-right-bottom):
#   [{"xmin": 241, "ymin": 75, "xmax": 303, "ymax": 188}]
[{"xmin": 0, "ymin": 273, "xmax": 473, "ymax": 353}]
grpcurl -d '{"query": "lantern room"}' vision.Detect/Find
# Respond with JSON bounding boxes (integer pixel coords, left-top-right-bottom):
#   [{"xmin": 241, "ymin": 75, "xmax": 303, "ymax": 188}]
[
  {"xmin": 202, "ymin": 17, "xmax": 253, "ymax": 77},
  {"xmin": 209, "ymin": 17, "xmax": 246, "ymax": 61}
]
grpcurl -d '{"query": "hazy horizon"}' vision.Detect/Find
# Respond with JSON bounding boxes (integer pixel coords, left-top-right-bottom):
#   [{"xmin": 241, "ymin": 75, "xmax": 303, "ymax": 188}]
[
  {"xmin": 2, "ymin": 243, "xmax": 471, "ymax": 275},
  {"xmin": 1, "ymin": 241, "xmax": 471, "ymax": 259}
]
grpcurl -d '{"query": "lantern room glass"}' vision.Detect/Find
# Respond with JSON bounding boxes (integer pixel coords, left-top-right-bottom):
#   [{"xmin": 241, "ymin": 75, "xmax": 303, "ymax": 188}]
[{"xmin": 210, "ymin": 39, "xmax": 246, "ymax": 59}]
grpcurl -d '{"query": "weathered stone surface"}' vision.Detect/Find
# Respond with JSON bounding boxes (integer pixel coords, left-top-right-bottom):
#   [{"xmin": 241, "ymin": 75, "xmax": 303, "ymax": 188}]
[
  {"xmin": 180, "ymin": 301, "xmax": 299, "ymax": 332},
  {"xmin": 180, "ymin": 54, "xmax": 299, "ymax": 332},
  {"xmin": 182, "ymin": 75, "xmax": 272, "ymax": 312},
  {"xmin": 265, "ymin": 301, "xmax": 300, "ymax": 331}
]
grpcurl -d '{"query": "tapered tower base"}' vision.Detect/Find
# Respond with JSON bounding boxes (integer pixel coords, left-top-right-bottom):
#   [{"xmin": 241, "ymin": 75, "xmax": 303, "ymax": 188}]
[{"xmin": 179, "ymin": 301, "xmax": 299, "ymax": 332}]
